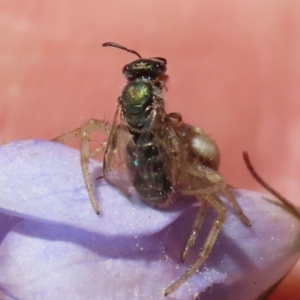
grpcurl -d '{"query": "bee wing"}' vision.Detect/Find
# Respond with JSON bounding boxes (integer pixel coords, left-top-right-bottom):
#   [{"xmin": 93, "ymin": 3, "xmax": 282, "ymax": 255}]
[
  {"xmin": 103, "ymin": 104, "xmax": 133, "ymax": 197},
  {"xmin": 134, "ymin": 104, "xmax": 176, "ymax": 193}
]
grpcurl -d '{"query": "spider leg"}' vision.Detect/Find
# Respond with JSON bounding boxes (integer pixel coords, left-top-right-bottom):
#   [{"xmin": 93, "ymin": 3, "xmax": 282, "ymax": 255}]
[
  {"xmin": 90, "ymin": 141, "xmax": 108, "ymax": 158},
  {"xmin": 52, "ymin": 119, "xmax": 111, "ymax": 145},
  {"xmin": 181, "ymin": 200, "xmax": 208, "ymax": 262},
  {"xmin": 182, "ymin": 182, "xmax": 251, "ymax": 227},
  {"xmin": 181, "ymin": 181, "xmax": 226, "ymax": 196},
  {"xmin": 53, "ymin": 119, "xmax": 112, "ymax": 214},
  {"xmin": 164, "ymin": 194, "xmax": 226, "ymax": 296},
  {"xmin": 79, "ymin": 119, "xmax": 111, "ymax": 214},
  {"xmin": 52, "ymin": 127, "xmax": 82, "ymax": 144},
  {"xmin": 222, "ymin": 187, "xmax": 251, "ymax": 226},
  {"xmin": 179, "ymin": 171, "xmax": 226, "ymax": 263}
]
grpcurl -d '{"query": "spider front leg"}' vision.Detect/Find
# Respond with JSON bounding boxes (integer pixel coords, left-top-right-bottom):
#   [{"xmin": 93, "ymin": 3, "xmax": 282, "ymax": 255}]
[
  {"xmin": 52, "ymin": 119, "xmax": 112, "ymax": 214},
  {"xmin": 164, "ymin": 194, "xmax": 227, "ymax": 296}
]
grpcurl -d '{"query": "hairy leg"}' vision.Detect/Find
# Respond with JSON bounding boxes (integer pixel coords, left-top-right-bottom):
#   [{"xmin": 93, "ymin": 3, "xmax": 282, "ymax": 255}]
[
  {"xmin": 164, "ymin": 194, "xmax": 227, "ymax": 296},
  {"xmin": 52, "ymin": 119, "xmax": 112, "ymax": 214}
]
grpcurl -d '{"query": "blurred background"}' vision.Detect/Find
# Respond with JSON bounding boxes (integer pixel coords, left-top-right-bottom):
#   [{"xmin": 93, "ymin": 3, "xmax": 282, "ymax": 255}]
[
  {"xmin": 1, "ymin": 2, "xmax": 300, "ymax": 198},
  {"xmin": 0, "ymin": 1, "xmax": 300, "ymax": 298}
]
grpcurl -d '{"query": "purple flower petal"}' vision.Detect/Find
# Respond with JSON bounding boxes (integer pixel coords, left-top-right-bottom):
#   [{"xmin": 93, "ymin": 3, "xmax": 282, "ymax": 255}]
[
  {"xmin": 0, "ymin": 140, "xmax": 183, "ymax": 236},
  {"xmin": 0, "ymin": 140, "xmax": 299, "ymax": 300},
  {"xmin": 0, "ymin": 213, "xmax": 22, "ymax": 244}
]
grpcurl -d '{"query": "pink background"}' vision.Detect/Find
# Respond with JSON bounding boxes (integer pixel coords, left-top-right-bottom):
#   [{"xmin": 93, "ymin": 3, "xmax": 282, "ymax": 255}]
[{"xmin": 0, "ymin": 1, "xmax": 299, "ymax": 298}]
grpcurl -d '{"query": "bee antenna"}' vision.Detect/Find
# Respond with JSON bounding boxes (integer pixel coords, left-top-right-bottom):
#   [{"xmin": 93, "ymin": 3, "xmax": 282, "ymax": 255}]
[{"xmin": 102, "ymin": 42, "xmax": 142, "ymax": 59}]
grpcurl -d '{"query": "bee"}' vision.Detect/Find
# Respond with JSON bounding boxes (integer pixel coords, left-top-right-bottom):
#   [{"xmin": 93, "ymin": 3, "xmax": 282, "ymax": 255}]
[{"xmin": 52, "ymin": 42, "xmax": 251, "ymax": 296}]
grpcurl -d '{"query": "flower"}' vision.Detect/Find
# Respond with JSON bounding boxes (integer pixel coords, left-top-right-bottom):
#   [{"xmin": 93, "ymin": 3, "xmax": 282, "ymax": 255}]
[{"xmin": 0, "ymin": 140, "xmax": 299, "ymax": 300}]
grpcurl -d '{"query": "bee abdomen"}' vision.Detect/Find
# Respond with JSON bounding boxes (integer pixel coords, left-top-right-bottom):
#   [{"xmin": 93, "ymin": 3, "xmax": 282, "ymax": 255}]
[{"xmin": 126, "ymin": 134, "xmax": 172, "ymax": 207}]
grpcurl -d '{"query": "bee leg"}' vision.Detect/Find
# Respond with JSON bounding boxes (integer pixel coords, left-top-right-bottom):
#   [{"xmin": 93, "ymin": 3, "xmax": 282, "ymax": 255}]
[
  {"xmin": 181, "ymin": 200, "xmax": 208, "ymax": 262},
  {"xmin": 164, "ymin": 194, "xmax": 226, "ymax": 296}
]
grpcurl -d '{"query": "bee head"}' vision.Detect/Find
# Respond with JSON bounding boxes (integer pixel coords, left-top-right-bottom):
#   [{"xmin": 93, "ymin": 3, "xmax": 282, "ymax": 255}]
[
  {"xmin": 123, "ymin": 58, "xmax": 166, "ymax": 81},
  {"xmin": 103, "ymin": 42, "xmax": 167, "ymax": 81}
]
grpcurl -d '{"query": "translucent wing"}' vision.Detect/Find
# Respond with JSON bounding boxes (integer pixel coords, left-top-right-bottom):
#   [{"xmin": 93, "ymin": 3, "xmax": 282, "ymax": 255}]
[
  {"xmin": 103, "ymin": 103, "xmax": 133, "ymax": 197},
  {"xmin": 133, "ymin": 104, "xmax": 175, "ymax": 199}
]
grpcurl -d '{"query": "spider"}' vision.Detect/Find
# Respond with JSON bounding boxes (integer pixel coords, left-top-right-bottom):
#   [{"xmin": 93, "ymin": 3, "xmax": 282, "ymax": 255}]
[{"xmin": 52, "ymin": 42, "xmax": 251, "ymax": 296}]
